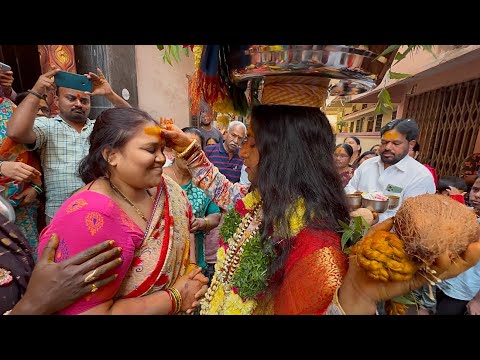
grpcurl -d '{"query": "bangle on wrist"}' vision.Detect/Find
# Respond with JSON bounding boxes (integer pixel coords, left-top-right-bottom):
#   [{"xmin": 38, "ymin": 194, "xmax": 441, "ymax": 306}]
[
  {"xmin": 29, "ymin": 183, "xmax": 43, "ymax": 195},
  {"xmin": 177, "ymin": 139, "xmax": 200, "ymax": 160},
  {"xmin": 0, "ymin": 161, "xmax": 4, "ymax": 176},
  {"xmin": 165, "ymin": 287, "xmax": 182, "ymax": 314},
  {"xmin": 27, "ymin": 89, "xmax": 46, "ymax": 101}
]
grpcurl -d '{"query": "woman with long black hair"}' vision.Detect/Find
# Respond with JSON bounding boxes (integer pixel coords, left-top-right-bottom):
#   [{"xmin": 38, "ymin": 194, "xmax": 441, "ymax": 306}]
[{"xmin": 164, "ymin": 105, "xmax": 350, "ymax": 314}]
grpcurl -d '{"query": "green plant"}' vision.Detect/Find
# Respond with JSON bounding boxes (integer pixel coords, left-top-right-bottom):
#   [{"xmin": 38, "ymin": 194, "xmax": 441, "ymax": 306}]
[
  {"xmin": 156, "ymin": 45, "xmax": 191, "ymax": 65},
  {"xmin": 374, "ymin": 45, "xmax": 435, "ymax": 114},
  {"xmin": 338, "ymin": 216, "xmax": 370, "ymax": 254}
]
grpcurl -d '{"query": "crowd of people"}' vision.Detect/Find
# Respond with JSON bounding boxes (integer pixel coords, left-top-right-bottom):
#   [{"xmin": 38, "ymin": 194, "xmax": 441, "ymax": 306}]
[{"xmin": 1, "ymin": 63, "xmax": 480, "ymax": 316}]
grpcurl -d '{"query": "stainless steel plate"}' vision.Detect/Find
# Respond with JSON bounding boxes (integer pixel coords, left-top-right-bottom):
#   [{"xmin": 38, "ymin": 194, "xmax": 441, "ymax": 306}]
[{"xmin": 231, "ymin": 45, "xmax": 386, "ymax": 96}]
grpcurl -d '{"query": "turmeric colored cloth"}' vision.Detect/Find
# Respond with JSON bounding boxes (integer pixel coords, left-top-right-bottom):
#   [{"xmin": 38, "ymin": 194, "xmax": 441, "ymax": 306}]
[{"xmin": 254, "ymin": 228, "xmax": 348, "ymax": 315}]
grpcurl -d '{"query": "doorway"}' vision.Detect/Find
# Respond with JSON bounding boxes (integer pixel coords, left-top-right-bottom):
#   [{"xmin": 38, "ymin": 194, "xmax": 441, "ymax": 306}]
[{"xmin": 0, "ymin": 45, "xmax": 42, "ymax": 94}]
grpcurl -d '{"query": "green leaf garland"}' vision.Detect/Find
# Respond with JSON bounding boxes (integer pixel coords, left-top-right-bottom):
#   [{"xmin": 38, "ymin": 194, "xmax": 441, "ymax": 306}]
[{"xmin": 230, "ymin": 233, "xmax": 275, "ymax": 300}]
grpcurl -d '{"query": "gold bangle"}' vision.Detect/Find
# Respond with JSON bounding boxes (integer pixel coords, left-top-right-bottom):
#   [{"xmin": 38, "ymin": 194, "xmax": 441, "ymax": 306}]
[
  {"xmin": 183, "ymin": 142, "xmax": 201, "ymax": 160},
  {"xmin": 167, "ymin": 287, "xmax": 182, "ymax": 314},
  {"xmin": 165, "ymin": 289, "xmax": 178, "ymax": 315},
  {"xmin": 186, "ymin": 150, "xmax": 203, "ymax": 167},
  {"xmin": 176, "ymin": 139, "xmax": 197, "ymax": 160},
  {"xmin": 204, "ymin": 217, "xmax": 210, "ymax": 231}
]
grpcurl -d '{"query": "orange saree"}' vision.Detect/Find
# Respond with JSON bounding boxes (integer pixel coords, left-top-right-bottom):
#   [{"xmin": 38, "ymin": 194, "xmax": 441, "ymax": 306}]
[{"xmin": 255, "ymin": 228, "xmax": 348, "ymax": 315}]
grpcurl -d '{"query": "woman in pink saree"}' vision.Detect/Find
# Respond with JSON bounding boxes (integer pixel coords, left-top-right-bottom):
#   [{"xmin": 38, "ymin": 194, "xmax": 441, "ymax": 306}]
[{"xmin": 37, "ymin": 108, "xmax": 208, "ymax": 315}]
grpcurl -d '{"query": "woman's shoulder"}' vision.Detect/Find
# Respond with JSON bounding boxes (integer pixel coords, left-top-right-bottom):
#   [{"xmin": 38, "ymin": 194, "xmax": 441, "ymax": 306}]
[
  {"xmin": 57, "ymin": 190, "xmax": 119, "ymax": 217},
  {"xmin": 295, "ymin": 227, "xmax": 342, "ymax": 252},
  {"xmin": 164, "ymin": 174, "xmax": 188, "ymax": 201},
  {"xmin": 284, "ymin": 227, "xmax": 346, "ymax": 275}
]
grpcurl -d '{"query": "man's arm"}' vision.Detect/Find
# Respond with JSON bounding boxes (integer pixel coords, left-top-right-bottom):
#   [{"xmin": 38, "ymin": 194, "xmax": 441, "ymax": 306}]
[{"xmin": 6, "ymin": 68, "xmax": 59, "ymax": 144}]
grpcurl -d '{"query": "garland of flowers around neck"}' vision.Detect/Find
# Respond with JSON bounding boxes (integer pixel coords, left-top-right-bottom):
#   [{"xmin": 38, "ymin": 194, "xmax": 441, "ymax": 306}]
[{"xmin": 200, "ymin": 190, "xmax": 307, "ymax": 315}]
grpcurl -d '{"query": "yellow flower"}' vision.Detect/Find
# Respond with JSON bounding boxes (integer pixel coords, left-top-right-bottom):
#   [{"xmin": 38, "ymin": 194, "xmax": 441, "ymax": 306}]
[
  {"xmin": 216, "ymin": 114, "xmax": 230, "ymax": 126},
  {"xmin": 207, "ymin": 285, "xmax": 225, "ymax": 315},
  {"xmin": 193, "ymin": 45, "xmax": 203, "ymax": 70},
  {"xmin": 213, "ymin": 95, "xmax": 240, "ymax": 116},
  {"xmin": 288, "ymin": 197, "xmax": 306, "ymax": 236},
  {"xmin": 223, "ymin": 291, "xmax": 257, "ymax": 315},
  {"xmin": 243, "ymin": 190, "xmax": 261, "ymax": 210},
  {"xmin": 215, "ymin": 246, "xmax": 226, "ymax": 272}
]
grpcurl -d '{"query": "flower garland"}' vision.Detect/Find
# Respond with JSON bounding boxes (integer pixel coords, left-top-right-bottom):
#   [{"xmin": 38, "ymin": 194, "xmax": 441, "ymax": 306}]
[{"xmin": 200, "ymin": 190, "xmax": 306, "ymax": 315}]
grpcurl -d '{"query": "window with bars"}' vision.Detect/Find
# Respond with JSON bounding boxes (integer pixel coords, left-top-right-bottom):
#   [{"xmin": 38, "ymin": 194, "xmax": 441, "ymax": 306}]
[
  {"xmin": 405, "ymin": 78, "xmax": 480, "ymax": 177},
  {"xmin": 355, "ymin": 117, "xmax": 364, "ymax": 132},
  {"xmin": 366, "ymin": 116, "xmax": 374, "ymax": 132},
  {"xmin": 375, "ymin": 114, "xmax": 383, "ymax": 132}
]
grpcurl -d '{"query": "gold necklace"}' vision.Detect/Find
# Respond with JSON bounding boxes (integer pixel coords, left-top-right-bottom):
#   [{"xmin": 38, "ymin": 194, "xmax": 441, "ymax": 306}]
[{"xmin": 109, "ymin": 179, "xmax": 151, "ymax": 223}]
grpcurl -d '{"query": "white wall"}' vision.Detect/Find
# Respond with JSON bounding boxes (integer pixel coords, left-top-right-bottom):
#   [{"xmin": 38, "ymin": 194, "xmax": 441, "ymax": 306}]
[{"xmin": 135, "ymin": 45, "xmax": 195, "ymax": 129}]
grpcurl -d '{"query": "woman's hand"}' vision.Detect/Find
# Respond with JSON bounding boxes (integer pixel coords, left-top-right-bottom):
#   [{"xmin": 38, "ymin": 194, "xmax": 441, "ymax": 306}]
[
  {"xmin": 339, "ymin": 218, "xmax": 480, "ymax": 314},
  {"xmin": 11, "ymin": 235, "xmax": 122, "ymax": 315},
  {"xmin": 0, "ymin": 70, "xmax": 15, "ymax": 95},
  {"xmin": 172, "ymin": 266, "xmax": 209, "ymax": 313},
  {"xmin": 14, "ymin": 187, "xmax": 38, "ymax": 205},
  {"xmin": 0, "ymin": 161, "xmax": 41, "ymax": 181},
  {"xmin": 161, "ymin": 124, "xmax": 195, "ymax": 153},
  {"xmin": 190, "ymin": 217, "xmax": 207, "ymax": 232}
]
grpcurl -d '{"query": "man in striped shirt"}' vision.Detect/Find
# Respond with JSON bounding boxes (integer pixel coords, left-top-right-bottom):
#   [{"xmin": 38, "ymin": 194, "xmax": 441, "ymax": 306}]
[{"xmin": 204, "ymin": 121, "xmax": 246, "ymax": 183}]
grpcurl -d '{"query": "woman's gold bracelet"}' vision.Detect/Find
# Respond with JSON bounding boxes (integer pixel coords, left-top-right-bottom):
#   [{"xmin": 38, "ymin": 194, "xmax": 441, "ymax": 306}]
[{"xmin": 176, "ymin": 139, "xmax": 198, "ymax": 160}]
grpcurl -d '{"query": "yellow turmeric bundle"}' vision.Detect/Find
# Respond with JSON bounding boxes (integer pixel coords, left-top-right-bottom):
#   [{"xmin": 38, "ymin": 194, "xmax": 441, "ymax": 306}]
[
  {"xmin": 351, "ymin": 230, "xmax": 417, "ymax": 282},
  {"xmin": 384, "ymin": 300, "xmax": 408, "ymax": 315}
]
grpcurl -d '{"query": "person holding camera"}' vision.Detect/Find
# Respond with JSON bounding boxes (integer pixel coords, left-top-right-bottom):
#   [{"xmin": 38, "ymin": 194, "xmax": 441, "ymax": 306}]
[
  {"xmin": 0, "ymin": 63, "xmax": 17, "ymax": 101},
  {"xmin": 6, "ymin": 67, "xmax": 130, "ymax": 224}
]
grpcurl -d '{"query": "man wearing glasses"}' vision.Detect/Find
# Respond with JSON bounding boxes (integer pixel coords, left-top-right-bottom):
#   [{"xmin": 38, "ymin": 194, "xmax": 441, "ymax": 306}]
[{"xmin": 344, "ymin": 118, "xmax": 436, "ymax": 222}]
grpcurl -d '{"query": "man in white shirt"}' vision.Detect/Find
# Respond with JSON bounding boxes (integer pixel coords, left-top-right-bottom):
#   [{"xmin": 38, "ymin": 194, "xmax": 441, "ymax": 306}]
[{"xmin": 345, "ymin": 118, "xmax": 436, "ymax": 222}]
